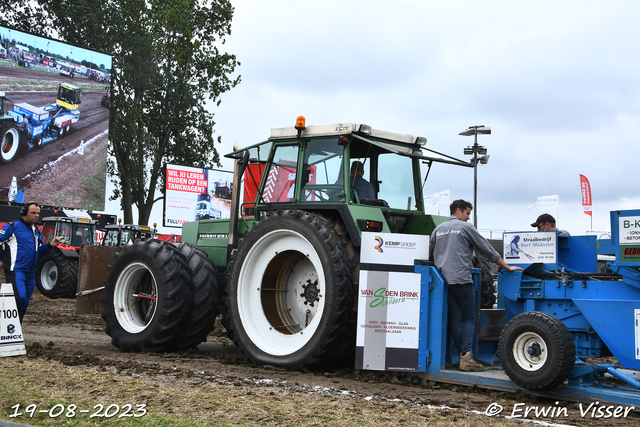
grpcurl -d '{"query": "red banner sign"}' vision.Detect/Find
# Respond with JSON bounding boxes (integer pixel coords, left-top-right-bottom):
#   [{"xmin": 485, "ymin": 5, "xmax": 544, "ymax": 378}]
[{"xmin": 580, "ymin": 174, "xmax": 592, "ymax": 216}]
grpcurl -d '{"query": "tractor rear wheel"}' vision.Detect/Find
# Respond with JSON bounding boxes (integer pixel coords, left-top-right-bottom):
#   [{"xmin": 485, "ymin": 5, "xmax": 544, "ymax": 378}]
[
  {"xmin": 226, "ymin": 209, "xmax": 355, "ymax": 369},
  {"xmin": 499, "ymin": 311, "xmax": 575, "ymax": 390},
  {"xmin": 174, "ymin": 242, "xmax": 219, "ymax": 350},
  {"xmin": 1, "ymin": 123, "xmax": 20, "ymax": 163},
  {"xmin": 101, "ymin": 239, "xmax": 194, "ymax": 352},
  {"xmin": 36, "ymin": 248, "xmax": 78, "ymax": 299}
]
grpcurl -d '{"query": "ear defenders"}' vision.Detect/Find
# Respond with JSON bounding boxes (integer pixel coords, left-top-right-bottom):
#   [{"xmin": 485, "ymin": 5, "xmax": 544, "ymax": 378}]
[{"xmin": 20, "ymin": 201, "xmax": 38, "ymax": 216}]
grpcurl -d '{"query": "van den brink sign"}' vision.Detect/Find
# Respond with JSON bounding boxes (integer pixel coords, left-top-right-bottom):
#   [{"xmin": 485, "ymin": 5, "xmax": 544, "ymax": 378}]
[{"xmin": 356, "ymin": 232, "xmax": 429, "ymax": 372}]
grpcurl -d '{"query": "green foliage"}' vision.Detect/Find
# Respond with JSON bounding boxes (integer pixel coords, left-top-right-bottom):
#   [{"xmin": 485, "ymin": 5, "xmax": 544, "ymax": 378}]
[{"xmin": 1, "ymin": 0, "xmax": 240, "ymax": 224}]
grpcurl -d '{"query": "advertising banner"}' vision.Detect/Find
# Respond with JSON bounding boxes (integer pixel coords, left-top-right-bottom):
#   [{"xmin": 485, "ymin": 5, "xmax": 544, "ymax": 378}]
[
  {"xmin": 360, "ymin": 232, "xmax": 430, "ymax": 267},
  {"xmin": 0, "ymin": 25, "xmax": 111, "ymax": 210},
  {"xmin": 580, "ymin": 174, "xmax": 592, "ymax": 216},
  {"xmin": 163, "ymin": 163, "xmax": 233, "ymax": 228},
  {"xmin": 619, "ymin": 215, "xmax": 640, "ymax": 262},
  {"xmin": 503, "ymin": 231, "xmax": 557, "ymax": 264},
  {"xmin": 356, "ymin": 232, "xmax": 429, "ymax": 372}
]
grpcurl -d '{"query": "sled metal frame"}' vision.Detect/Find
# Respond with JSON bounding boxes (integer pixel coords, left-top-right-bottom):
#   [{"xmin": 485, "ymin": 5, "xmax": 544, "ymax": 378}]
[{"xmin": 413, "ymin": 261, "xmax": 640, "ymax": 407}]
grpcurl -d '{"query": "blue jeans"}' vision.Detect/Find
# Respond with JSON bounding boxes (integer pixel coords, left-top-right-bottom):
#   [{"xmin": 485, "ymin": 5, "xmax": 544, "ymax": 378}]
[{"xmin": 447, "ymin": 283, "xmax": 476, "ymax": 355}]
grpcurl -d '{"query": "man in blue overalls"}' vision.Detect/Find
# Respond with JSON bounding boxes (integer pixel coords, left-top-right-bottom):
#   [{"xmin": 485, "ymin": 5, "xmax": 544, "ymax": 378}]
[{"xmin": 1, "ymin": 202, "xmax": 61, "ymax": 321}]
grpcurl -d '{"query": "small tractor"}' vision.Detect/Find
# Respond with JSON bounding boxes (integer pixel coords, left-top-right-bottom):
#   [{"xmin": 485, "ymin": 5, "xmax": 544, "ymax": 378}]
[
  {"xmin": 101, "ymin": 87, "xmax": 110, "ymax": 108},
  {"xmin": 101, "ymin": 222, "xmax": 156, "ymax": 247},
  {"xmin": 214, "ymin": 180, "xmax": 232, "ymax": 199},
  {"xmin": 37, "ymin": 215, "xmax": 97, "ymax": 299},
  {"xmin": 2, "ymin": 83, "xmax": 81, "ymax": 163},
  {"xmin": 59, "ymin": 66, "xmax": 75, "ymax": 78}
]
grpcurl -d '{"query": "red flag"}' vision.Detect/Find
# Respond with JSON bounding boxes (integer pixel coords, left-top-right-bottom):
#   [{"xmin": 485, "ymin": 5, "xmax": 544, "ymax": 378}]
[{"xmin": 579, "ymin": 174, "xmax": 592, "ymax": 216}]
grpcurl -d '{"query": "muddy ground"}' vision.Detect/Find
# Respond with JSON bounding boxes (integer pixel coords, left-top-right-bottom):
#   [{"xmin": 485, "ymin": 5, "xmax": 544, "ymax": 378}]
[
  {"xmin": 0, "ymin": 62, "xmax": 109, "ymax": 210},
  {"xmin": 0, "ymin": 291, "xmax": 635, "ymax": 426}
]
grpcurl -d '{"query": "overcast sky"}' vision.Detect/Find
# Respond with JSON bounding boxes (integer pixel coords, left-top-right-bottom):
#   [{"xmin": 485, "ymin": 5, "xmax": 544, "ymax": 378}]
[{"xmin": 111, "ymin": 0, "xmax": 640, "ymax": 237}]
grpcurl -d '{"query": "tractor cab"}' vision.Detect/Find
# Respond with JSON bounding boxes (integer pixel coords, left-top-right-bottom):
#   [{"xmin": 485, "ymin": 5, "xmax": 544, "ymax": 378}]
[
  {"xmin": 227, "ymin": 116, "xmax": 472, "ymax": 240},
  {"xmin": 101, "ymin": 223, "xmax": 156, "ymax": 247},
  {"xmin": 0, "ymin": 91, "xmax": 12, "ymax": 117},
  {"xmin": 56, "ymin": 83, "xmax": 82, "ymax": 110},
  {"xmin": 41, "ymin": 216, "xmax": 97, "ymax": 250}
]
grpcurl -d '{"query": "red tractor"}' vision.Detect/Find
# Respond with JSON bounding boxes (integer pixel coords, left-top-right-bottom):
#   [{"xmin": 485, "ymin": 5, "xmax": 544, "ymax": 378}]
[{"xmin": 36, "ymin": 216, "xmax": 97, "ymax": 299}]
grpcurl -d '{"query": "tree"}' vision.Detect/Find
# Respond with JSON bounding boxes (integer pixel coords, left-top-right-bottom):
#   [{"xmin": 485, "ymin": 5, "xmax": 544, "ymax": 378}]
[{"xmin": 1, "ymin": 0, "xmax": 240, "ymax": 224}]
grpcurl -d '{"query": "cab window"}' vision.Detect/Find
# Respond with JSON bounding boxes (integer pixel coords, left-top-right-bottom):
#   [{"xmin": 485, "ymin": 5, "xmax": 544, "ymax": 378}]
[
  {"xmin": 301, "ymin": 138, "xmax": 345, "ymax": 202},
  {"xmin": 260, "ymin": 145, "xmax": 299, "ymax": 203},
  {"xmin": 377, "ymin": 154, "xmax": 419, "ymax": 210}
]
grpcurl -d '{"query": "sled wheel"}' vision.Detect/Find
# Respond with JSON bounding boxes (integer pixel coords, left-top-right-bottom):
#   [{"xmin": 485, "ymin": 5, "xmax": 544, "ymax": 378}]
[
  {"xmin": 499, "ymin": 311, "xmax": 575, "ymax": 390},
  {"xmin": 101, "ymin": 239, "xmax": 193, "ymax": 352},
  {"xmin": 1, "ymin": 123, "xmax": 20, "ymax": 163},
  {"xmin": 174, "ymin": 242, "xmax": 220, "ymax": 350},
  {"xmin": 65, "ymin": 124, "xmax": 70, "ymax": 134},
  {"xmin": 227, "ymin": 209, "xmax": 355, "ymax": 369},
  {"xmin": 36, "ymin": 248, "xmax": 78, "ymax": 299}
]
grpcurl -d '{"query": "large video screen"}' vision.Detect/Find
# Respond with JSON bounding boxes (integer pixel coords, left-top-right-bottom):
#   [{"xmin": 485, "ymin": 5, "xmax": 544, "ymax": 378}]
[
  {"xmin": 0, "ymin": 26, "xmax": 111, "ymax": 211},
  {"xmin": 164, "ymin": 164, "xmax": 234, "ymax": 228}
]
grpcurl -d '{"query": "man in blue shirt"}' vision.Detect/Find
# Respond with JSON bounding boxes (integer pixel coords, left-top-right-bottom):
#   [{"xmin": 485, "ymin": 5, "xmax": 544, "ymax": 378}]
[
  {"xmin": 349, "ymin": 161, "xmax": 374, "ymax": 201},
  {"xmin": 1, "ymin": 202, "xmax": 61, "ymax": 321}
]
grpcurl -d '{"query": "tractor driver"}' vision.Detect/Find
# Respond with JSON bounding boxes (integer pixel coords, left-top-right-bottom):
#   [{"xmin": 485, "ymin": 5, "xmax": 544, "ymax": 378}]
[{"xmin": 349, "ymin": 161, "xmax": 374, "ymax": 201}]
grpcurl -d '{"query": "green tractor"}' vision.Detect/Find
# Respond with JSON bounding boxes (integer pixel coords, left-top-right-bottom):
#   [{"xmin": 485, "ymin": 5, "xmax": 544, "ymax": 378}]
[{"xmin": 101, "ymin": 117, "xmax": 472, "ymax": 366}]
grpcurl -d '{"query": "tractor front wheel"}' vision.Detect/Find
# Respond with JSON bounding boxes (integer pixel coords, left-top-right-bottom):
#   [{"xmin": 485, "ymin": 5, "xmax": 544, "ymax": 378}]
[
  {"xmin": 499, "ymin": 311, "xmax": 575, "ymax": 390},
  {"xmin": 226, "ymin": 209, "xmax": 355, "ymax": 369},
  {"xmin": 36, "ymin": 248, "xmax": 78, "ymax": 299}
]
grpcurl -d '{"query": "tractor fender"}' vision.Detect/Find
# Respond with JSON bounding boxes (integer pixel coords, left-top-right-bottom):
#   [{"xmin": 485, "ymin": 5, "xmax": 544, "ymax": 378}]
[{"xmin": 56, "ymin": 248, "xmax": 80, "ymax": 259}]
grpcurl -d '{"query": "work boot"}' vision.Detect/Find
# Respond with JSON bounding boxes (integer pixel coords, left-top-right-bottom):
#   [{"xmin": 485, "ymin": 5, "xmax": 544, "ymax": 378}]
[{"xmin": 459, "ymin": 351, "xmax": 484, "ymax": 372}]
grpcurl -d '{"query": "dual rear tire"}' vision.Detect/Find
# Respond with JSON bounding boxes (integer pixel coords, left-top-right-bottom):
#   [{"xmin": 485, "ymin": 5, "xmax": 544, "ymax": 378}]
[{"xmin": 101, "ymin": 240, "xmax": 218, "ymax": 352}]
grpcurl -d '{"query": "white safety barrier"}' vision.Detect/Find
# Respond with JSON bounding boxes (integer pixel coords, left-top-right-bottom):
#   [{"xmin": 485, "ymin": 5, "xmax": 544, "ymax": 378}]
[{"xmin": 0, "ymin": 283, "xmax": 26, "ymax": 357}]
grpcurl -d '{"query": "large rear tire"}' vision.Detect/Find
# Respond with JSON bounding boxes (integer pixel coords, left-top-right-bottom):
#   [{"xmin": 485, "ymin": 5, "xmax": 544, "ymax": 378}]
[
  {"xmin": 36, "ymin": 248, "xmax": 78, "ymax": 299},
  {"xmin": 101, "ymin": 239, "xmax": 194, "ymax": 352},
  {"xmin": 226, "ymin": 209, "xmax": 356, "ymax": 369},
  {"xmin": 499, "ymin": 311, "xmax": 575, "ymax": 390},
  {"xmin": 174, "ymin": 242, "xmax": 219, "ymax": 350},
  {"xmin": 1, "ymin": 123, "xmax": 20, "ymax": 163}
]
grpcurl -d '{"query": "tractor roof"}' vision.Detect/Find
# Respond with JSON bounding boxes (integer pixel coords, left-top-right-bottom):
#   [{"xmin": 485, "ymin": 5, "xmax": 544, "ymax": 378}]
[
  {"xmin": 226, "ymin": 119, "xmax": 471, "ymax": 168},
  {"xmin": 60, "ymin": 83, "xmax": 81, "ymax": 90},
  {"xmin": 104, "ymin": 224, "xmax": 152, "ymax": 232},
  {"xmin": 42, "ymin": 216, "xmax": 96, "ymax": 224}
]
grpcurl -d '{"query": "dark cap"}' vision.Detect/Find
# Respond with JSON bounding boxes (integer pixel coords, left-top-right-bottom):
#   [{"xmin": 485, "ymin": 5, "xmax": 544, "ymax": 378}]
[{"xmin": 531, "ymin": 213, "xmax": 556, "ymax": 228}]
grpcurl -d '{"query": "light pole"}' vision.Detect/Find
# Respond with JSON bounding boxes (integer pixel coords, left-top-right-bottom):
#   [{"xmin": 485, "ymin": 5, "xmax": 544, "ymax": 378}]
[{"xmin": 460, "ymin": 125, "xmax": 491, "ymax": 227}]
